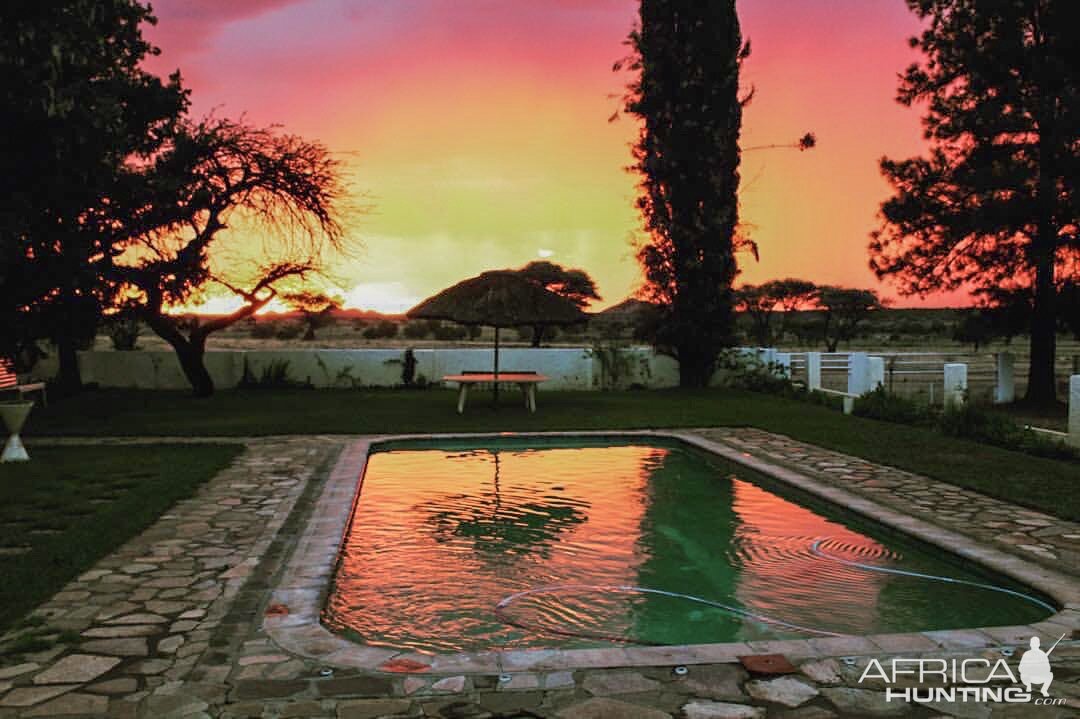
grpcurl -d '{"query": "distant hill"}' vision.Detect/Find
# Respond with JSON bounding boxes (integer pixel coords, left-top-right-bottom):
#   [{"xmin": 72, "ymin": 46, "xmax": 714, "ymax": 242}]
[{"xmin": 597, "ymin": 298, "xmax": 656, "ymax": 317}]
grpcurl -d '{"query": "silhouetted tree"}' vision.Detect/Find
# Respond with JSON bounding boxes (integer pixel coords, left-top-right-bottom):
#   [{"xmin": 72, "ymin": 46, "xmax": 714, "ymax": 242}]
[
  {"xmin": 112, "ymin": 117, "xmax": 346, "ymax": 396},
  {"xmin": 0, "ymin": 0, "xmax": 187, "ymax": 390},
  {"xmin": 736, "ymin": 278, "xmax": 819, "ymax": 345},
  {"xmin": 869, "ymin": 0, "xmax": 1079, "ymax": 404},
  {"xmin": 284, "ymin": 291, "xmax": 342, "ymax": 341},
  {"xmin": 517, "ymin": 261, "xmax": 600, "ymax": 346},
  {"xmin": 735, "ymin": 285, "xmax": 778, "ymax": 346},
  {"xmin": 619, "ymin": 0, "xmax": 748, "ymax": 387},
  {"xmin": 769, "ymin": 279, "xmax": 819, "ymax": 340},
  {"xmin": 815, "ymin": 287, "xmax": 883, "ymax": 352}
]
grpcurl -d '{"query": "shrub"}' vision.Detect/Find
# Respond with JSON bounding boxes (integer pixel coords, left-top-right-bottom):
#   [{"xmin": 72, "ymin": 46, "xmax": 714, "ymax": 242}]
[
  {"xmin": 853, "ymin": 386, "xmax": 934, "ymax": 425},
  {"xmin": 938, "ymin": 403, "xmax": 1076, "ymax": 461},
  {"xmin": 250, "ymin": 321, "xmax": 277, "ymax": 339},
  {"xmin": 432, "ymin": 323, "xmax": 467, "ymax": 341},
  {"xmin": 239, "ymin": 359, "xmax": 306, "ymax": 389},
  {"xmin": 362, "ymin": 320, "xmax": 398, "ymax": 339},
  {"xmin": 274, "ymin": 322, "xmax": 303, "ymax": 340},
  {"xmin": 402, "ymin": 322, "xmax": 429, "ymax": 339},
  {"xmin": 848, "ymin": 387, "xmax": 1077, "ymax": 462}
]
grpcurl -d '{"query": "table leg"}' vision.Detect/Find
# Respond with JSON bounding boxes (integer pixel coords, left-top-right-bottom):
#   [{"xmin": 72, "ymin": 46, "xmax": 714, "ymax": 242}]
[
  {"xmin": 457, "ymin": 384, "xmax": 468, "ymax": 414},
  {"xmin": 528, "ymin": 384, "xmax": 537, "ymax": 413}
]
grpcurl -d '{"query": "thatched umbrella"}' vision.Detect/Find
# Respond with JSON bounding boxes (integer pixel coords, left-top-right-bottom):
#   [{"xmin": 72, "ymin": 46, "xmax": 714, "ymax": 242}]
[{"xmin": 407, "ymin": 271, "xmax": 586, "ymax": 401}]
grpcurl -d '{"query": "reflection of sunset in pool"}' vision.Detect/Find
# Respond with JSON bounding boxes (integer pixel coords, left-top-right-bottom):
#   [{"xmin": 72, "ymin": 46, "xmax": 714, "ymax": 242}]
[{"xmin": 323, "ymin": 439, "xmax": 1050, "ymax": 654}]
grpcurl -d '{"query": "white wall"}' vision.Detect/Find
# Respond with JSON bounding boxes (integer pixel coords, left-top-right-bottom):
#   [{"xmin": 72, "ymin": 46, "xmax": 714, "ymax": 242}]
[{"xmin": 63, "ymin": 346, "xmax": 776, "ymax": 391}]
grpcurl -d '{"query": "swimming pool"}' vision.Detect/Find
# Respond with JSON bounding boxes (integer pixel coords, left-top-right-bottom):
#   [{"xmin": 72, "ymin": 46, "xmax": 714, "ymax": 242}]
[{"xmin": 321, "ymin": 437, "xmax": 1053, "ymax": 654}]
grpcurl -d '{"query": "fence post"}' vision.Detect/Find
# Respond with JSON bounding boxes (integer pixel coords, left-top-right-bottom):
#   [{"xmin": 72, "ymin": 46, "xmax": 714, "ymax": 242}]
[
  {"xmin": 848, "ymin": 352, "xmax": 870, "ymax": 395},
  {"xmin": 807, "ymin": 352, "xmax": 822, "ymax": 391},
  {"xmin": 868, "ymin": 356, "xmax": 885, "ymax": 392},
  {"xmin": 943, "ymin": 363, "xmax": 968, "ymax": 410},
  {"xmin": 994, "ymin": 352, "xmax": 1015, "ymax": 404},
  {"xmin": 1069, "ymin": 375, "xmax": 1080, "ymax": 448}
]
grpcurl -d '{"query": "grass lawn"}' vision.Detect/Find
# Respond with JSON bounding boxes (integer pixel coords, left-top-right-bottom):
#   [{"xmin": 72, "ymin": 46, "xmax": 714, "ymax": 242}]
[
  {"xmin": 0, "ymin": 444, "xmax": 241, "ymax": 639},
  {"xmin": 24, "ymin": 386, "xmax": 1080, "ymax": 521}
]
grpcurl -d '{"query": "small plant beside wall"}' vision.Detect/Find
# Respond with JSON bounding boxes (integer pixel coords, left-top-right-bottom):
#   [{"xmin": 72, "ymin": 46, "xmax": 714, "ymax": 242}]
[
  {"xmin": 588, "ymin": 342, "xmax": 636, "ymax": 390},
  {"xmin": 238, "ymin": 358, "xmax": 309, "ymax": 389},
  {"xmin": 402, "ymin": 349, "xmax": 417, "ymax": 387},
  {"xmin": 398, "ymin": 349, "xmax": 429, "ymax": 389}
]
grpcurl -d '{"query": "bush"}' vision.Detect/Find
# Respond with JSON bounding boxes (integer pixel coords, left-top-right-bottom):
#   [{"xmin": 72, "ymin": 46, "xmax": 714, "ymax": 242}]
[
  {"xmin": 848, "ymin": 387, "xmax": 1076, "ymax": 462},
  {"xmin": 250, "ymin": 321, "xmax": 277, "ymax": 339},
  {"xmin": 402, "ymin": 322, "xmax": 429, "ymax": 339},
  {"xmin": 274, "ymin": 322, "xmax": 303, "ymax": 340},
  {"xmin": 853, "ymin": 386, "xmax": 934, "ymax": 425},
  {"xmin": 362, "ymin": 320, "xmax": 398, "ymax": 339},
  {"xmin": 432, "ymin": 323, "xmax": 467, "ymax": 341},
  {"xmin": 938, "ymin": 404, "xmax": 1077, "ymax": 461},
  {"xmin": 238, "ymin": 359, "xmax": 307, "ymax": 389}
]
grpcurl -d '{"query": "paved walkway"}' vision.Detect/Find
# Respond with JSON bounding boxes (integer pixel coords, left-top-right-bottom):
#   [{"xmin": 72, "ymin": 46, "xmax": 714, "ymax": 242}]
[{"xmin": 0, "ymin": 430, "xmax": 1077, "ymax": 718}]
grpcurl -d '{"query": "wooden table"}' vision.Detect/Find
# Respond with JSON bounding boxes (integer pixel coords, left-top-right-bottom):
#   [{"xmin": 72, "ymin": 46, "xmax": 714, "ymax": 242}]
[{"xmin": 442, "ymin": 373, "xmax": 550, "ymax": 414}]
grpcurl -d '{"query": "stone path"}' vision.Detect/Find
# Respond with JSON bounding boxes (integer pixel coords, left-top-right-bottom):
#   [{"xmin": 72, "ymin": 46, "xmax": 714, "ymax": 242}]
[
  {"xmin": 0, "ymin": 430, "xmax": 1077, "ymax": 718},
  {"xmin": 0, "ymin": 436, "xmax": 345, "ymax": 718}
]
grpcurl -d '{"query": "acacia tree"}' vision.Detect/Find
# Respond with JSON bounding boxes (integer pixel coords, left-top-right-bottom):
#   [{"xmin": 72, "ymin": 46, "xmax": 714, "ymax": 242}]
[
  {"xmin": 815, "ymin": 287, "xmax": 883, "ymax": 352},
  {"xmin": 284, "ymin": 290, "xmax": 343, "ymax": 341},
  {"xmin": 0, "ymin": 1, "xmax": 187, "ymax": 388},
  {"xmin": 620, "ymin": 0, "xmax": 747, "ymax": 387},
  {"xmin": 113, "ymin": 117, "xmax": 345, "ymax": 396},
  {"xmin": 735, "ymin": 285, "xmax": 778, "ymax": 346},
  {"xmin": 869, "ymin": 0, "xmax": 1079, "ymax": 403},
  {"xmin": 517, "ymin": 261, "xmax": 601, "ymax": 346},
  {"xmin": 736, "ymin": 278, "xmax": 819, "ymax": 345}
]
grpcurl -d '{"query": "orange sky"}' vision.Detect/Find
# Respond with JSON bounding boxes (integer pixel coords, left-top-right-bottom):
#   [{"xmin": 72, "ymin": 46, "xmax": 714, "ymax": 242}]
[{"xmin": 143, "ymin": 0, "xmax": 963, "ymax": 313}]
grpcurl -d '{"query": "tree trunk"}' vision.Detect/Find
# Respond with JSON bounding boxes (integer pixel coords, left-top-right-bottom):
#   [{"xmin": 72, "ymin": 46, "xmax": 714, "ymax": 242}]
[
  {"xmin": 174, "ymin": 340, "xmax": 215, "ymax": 398},
  {"xmin": 144, "ymin": 311, "xmax": 217, "ymax": 397},
  {"xmin": 55, "ymin": 336, "xmax": 82, "ymax": 394},
  {"xmin": 677, "ymin": 343, "xmax": 713, "ymax": 388},
  {"xmin": 1026, "ymin": 113, "xmax": 1058, "ymax": 405},
  {"xmin": 1026, "ymin": 243, "xmax": 1057, "ymax": 404},
  {"xmin": 531, "ymin": 324, "xmax": 544, "ymax": 348}
]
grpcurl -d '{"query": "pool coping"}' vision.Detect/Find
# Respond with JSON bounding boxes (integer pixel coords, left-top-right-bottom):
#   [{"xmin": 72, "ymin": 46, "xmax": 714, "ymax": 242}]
[{"xmin": 263, "ymin": 429, "xmax": 1080, "ymax": 675}]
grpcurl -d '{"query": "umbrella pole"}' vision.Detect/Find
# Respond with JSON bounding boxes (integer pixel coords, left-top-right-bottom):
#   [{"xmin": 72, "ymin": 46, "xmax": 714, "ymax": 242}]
[{"xmin": 493, "ymin": 326, "xmax": 500, "ymax": 406}]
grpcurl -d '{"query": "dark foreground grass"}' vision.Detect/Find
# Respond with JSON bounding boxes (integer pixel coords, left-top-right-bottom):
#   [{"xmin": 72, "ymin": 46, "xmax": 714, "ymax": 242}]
[
  {"xmin": 25, "ymin": 387, "xmax": 1080, "ymax": 521},
  {"xmin": 0, "ymin": 444, "xmax": 241, "ymax": 636}
]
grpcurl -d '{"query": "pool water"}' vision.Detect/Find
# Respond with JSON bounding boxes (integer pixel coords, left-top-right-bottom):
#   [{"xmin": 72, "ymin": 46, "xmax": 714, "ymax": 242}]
[{"xmin": 322, "ymin": 437, "xmax": 1052, "ymax": 653}]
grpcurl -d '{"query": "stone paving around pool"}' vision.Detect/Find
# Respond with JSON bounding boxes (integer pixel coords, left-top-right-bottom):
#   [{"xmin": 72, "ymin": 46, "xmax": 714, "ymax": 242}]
[{"xmin": 0, "ymin": 429, "xmax": 1078, "ymax": 718}]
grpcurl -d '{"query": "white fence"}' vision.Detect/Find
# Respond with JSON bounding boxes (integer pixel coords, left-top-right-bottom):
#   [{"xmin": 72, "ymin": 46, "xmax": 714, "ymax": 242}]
[
  {"xmin": 57, "ymin": 347, "xmax": 783, "ymax": 392},
  {"xmin": 34, "ymin": 347, "xmax": 1080, "ymax": 446}
]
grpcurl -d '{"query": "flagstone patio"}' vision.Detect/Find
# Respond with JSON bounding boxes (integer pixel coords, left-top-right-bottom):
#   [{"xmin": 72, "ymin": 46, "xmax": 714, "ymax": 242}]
[{"xmin": 0, "ymin": 430, "xmax": 1078, "ymax": 718}]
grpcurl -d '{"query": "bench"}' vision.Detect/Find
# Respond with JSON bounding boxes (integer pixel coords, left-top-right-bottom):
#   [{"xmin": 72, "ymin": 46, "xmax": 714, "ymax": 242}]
[
  {"xmin": 0, "ymin": 359, "xmax": 47, "ymax": 406},
  {"xmin": 442, "ymin": 371, "xmax": 549, "ymax": 414}
]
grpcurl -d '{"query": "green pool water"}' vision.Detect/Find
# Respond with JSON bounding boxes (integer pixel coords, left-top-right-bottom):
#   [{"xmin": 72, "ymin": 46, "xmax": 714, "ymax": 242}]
[{"xmin": 322, "ymin": 437, "xmax": 1053, "ymax": 653}]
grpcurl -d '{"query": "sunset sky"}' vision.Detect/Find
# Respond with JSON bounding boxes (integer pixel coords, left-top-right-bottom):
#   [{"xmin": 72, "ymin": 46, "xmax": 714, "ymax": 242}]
[{"xmin": 142, "ymin": 0, "xmax": 954, "ymax": 313}]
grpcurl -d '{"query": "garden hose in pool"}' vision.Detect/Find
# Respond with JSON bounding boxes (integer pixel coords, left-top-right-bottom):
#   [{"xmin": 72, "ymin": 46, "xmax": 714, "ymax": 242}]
[{"xmin": 493, "ymin": 536, "xmax": 1056, "ymax": 645}]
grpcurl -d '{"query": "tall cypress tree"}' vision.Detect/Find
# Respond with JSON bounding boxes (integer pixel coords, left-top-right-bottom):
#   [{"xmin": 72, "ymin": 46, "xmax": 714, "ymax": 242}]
[
  {"xmin": 870, "ymin": 0, "xmax": 1079, "ymax": 404},
  {"xmin": 622, "ymin": 0, "xmax": 747, "ymax": 387}
]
